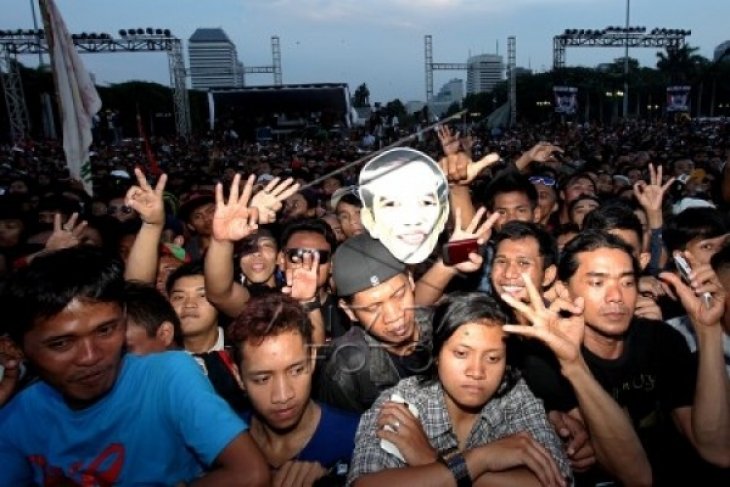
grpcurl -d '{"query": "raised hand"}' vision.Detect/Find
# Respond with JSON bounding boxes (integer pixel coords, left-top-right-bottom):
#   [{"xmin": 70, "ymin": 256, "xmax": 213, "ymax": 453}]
[
  {"xmin": 439, "ymin": 152, "xmax": 500, "ymax": 186},
  {"xmin": 633, "ymin": 163, "xmax": 675, "ymax": 213},
  {"xmin": 282, "ymin": 250, "xmax": 319, "ymax": 303},
  {"xmin": 125, "ymin": 167, "xmax": 167, "ymax": 225},
  {"xmin": 436, "ymin": 124, "xmax": 461, "ymax": 156},
  {"xmin": 445, "ymin": 207, "xmax": 500, "ymax": 273},
  {"xmin": 516, "ymin": 142, "xmax": 564, "ymax": 171},
  {"xmin": 45, "ymin": 212, "xmax": 87, "ymax": 251},
  {"xmin": 501, "ymin": 273, "xmax": 585, "ymax": 365},
  {"xmin": 659, "ymin": 250, "xmax": 727, "ymax": 329},
  {"xmin": 212, "ymin": 173, "xmax": 259, "ymax": 242},
  {"xmin": 524, "ymin": 142, "xmax": 564, "ymax": 164},
  {"xmin": 250, "ymin": 177, "xmax": 300, "ymax": 224}
]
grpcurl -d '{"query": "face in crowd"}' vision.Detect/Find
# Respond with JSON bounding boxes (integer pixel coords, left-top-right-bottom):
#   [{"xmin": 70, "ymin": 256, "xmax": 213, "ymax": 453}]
[
  {"xmin": 341, "ymin": 273, "xmax": 418, "ymax": 348},
  {"xmin": 239, "ymin": 234, "xmax": 279, "ymax": 285},
  {"xmin": 491, "ymin": 236, "xmax": 555, "ymax": 304},
  {"xmin": 23, "ymin": 299, "xmax": 127, "ymax": 409},
  {"xmin": 168, "ymin": 274, "xmax": 219, "ymax": 341}
]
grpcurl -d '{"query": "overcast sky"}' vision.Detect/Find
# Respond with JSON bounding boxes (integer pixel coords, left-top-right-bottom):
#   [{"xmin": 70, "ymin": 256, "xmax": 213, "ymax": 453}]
[{"xmin": 4, "ymin": 0, "xmax": 729, "ymax": 103}]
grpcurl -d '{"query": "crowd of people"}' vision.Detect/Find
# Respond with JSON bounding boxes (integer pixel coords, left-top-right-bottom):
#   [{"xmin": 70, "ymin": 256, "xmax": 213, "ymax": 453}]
[{"xmin": 0, "ymin": 115, "xmax": 729, "ymax": 486}]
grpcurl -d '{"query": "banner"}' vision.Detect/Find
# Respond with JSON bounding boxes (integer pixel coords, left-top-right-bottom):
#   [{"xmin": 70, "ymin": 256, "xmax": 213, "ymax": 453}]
[
  {"xmin": 553, "ymin": 86, "xmax": 578, "ymax": 115},
  {"xmin": 666, "ymin": 85, "xmax": 691, "ymax": 112},
  {"xmin": 40, "ymin": 0, "xmax": 102, "ymax": 195}
]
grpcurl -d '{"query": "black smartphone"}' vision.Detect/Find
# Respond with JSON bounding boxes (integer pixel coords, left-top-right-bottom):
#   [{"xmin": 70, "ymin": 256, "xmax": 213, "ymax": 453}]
[{"xmin": 442, "ymin": 239, "xmax": 479, "ymax": 266}]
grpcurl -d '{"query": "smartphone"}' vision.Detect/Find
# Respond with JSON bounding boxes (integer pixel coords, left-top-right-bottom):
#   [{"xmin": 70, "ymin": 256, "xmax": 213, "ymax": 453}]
[
  {"xmin": 673, "ymin": 253, "xmax": 712, "ymax": 308},
  {"xmin": 442, "ymin": 238, "xmax": 479, "ymax": 266}
]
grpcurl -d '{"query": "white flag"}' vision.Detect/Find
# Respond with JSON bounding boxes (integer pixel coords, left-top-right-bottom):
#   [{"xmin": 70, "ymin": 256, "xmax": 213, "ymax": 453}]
[{"xmin": 41, "ymin": 0, "xmax": 101, "ymax": 195}]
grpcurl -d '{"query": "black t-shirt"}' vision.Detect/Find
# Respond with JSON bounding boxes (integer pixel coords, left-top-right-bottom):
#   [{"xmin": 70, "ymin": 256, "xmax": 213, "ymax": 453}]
[
  {"xmin": 389, "ymin": 346, "xmax": 431, "ymax": 379},
  {"xmin": 519, "ymin": 318, "xmax": 730, "ymax": 485}
]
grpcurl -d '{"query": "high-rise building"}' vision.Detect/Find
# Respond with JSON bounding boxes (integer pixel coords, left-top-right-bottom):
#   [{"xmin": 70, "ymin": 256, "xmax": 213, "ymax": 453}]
[
  {"xmin": 714, "ymin": 40, "xmax": 730, "ymax": 62},
  {"xmin": 188, "ymin": 28, "xmax": 242, "ymax": 90},
  {"xmin": 466, "ymin": 54, "xmax": 504, "ymax": 95},
  {"xmin": 436, "ymin": 78, "xmax": 464, "ymax": 104}
]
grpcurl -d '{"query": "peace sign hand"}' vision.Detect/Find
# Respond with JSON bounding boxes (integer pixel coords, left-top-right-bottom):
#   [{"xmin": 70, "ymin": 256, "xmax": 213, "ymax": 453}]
[
  {"xmin": 501, "ymin": 273, "xmax": 586, "ymax": 365},
  {"xmin": 212, "ymin": 173, "xmax": 259, "ymax": 242},
  {"xmin": 250, "ymin": 177, "xmax": 300, "ymax": 224},
  {"xmin": 125, "ymin": 168, "xmax": 167, "ymax": 226}
]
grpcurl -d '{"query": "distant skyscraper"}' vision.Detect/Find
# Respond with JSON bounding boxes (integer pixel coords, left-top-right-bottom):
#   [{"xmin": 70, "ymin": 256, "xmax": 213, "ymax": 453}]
[
  {"xmin": 435, "ymin": 78, "xmax": 464, "ymax": 104},
  {"xmin": 188, "ymin": 28, "xmax": 242, "ymax": 90},
  {"xmin": 714, "ymin": 40, "xmax": 730, "ymax": 62},
  {"xmin": 466, "ymin": 54, "xmax": 504, "ymax": 95}
]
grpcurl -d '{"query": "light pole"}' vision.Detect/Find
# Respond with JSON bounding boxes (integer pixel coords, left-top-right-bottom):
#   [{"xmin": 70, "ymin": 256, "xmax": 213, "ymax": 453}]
[{"xmin": 623, "ymin": 0, "xmax": 630, "ymax": 119}]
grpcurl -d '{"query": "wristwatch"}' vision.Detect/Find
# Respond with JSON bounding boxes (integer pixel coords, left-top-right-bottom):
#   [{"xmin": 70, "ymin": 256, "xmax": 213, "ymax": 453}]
[
  {"xmin": 301, "ymin": 299, "xmax": 322, "ymax": 312},
  {"xmin": 437, "ymin": 452, "xmax": 472, "ymax": 487}
]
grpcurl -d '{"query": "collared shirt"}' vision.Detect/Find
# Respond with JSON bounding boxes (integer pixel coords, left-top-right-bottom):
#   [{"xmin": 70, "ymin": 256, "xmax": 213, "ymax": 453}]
[{"xmin": 347, "ymin": 374, "xmax": 571, "ymax": 485}]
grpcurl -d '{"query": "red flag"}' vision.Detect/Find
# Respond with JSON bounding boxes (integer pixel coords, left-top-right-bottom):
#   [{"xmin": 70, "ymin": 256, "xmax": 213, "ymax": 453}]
[{"xmin": 136, "ymin": 109, "xmax": 161, "ymax": 176}]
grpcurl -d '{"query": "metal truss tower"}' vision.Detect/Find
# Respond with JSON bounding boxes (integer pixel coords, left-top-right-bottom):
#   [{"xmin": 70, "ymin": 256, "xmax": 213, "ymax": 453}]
[
  {"xmin": 244, "ymin": 36, "xmax": 283, "ymax": 86},
  {"xmin": 424, "ymin": 35, "xmax": 467, "ymax": 103},
  {"xmin": 0, "ymin": 48, "xmax": 31, "ymax": 142},
  {"xmin": 167, "ymin": 38, "xmax": 191, "ymax": 138},
  {"xmin": 507, "ymin": 36, "xmax": 516, "ymax": 127},
  {"xmin": 0, "ymin": 29, "xmax": 192, "ymax": 138},
  {"xmin": 553, "ymin": 27, "xmax": 689, "ymax": 70}
]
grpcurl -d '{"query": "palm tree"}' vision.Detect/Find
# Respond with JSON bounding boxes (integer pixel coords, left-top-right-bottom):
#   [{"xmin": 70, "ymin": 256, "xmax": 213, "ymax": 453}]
[{"xmin": 656, "ymin": 44, "xmax": 705, "ymax": 84}]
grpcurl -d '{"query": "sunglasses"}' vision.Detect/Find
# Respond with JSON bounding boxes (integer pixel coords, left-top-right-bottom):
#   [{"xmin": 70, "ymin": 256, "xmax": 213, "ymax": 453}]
[
  {"xmin": 284, "ymin": 248, "xmax": 331, "ymax": 264},
  {"xmin": 529, "ymin": 176, "xmax": 557, "ymax": 187}
]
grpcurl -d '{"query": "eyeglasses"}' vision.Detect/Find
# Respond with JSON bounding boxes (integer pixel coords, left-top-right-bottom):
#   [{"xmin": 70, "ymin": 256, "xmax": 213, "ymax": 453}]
[
  {"xmin": 529, "ymin": 176, "xmax": 557, "ymax": 187},
  {"xmin": 284, "ymin": 248, "xmax": 331, "ymax": 264}
]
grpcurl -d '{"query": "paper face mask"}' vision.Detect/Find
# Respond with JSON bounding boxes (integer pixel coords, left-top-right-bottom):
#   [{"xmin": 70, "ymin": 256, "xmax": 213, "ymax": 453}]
[{"xmin": 358, "ymin": 147, "xmax": 449, "ymax": 264}]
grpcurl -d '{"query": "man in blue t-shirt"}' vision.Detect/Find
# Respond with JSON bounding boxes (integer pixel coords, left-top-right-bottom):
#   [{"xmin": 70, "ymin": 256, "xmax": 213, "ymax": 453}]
[
  {"xmin": 230, "ymin": 292, "xmax": 360, "ymax": 486},
  {"xmin": 0, "ymin": 247, "xmax": 269, "ymax": 486}
]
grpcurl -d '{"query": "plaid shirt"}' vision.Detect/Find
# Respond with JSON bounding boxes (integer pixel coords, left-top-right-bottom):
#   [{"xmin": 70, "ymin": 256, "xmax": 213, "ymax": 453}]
[{"xmin": 348, "ymin": 374, "xmax": 571, "ymax": 485}]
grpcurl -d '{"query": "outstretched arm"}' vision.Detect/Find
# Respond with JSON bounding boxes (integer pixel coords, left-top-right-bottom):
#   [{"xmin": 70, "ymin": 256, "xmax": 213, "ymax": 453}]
[
  {"xmin": 501, "ymin": 277, "xmax": 652, "ymax": 486},
  {"xmin": 204, "ymin": 173, "xmax": 257, "ymax": 318},
  {"xmin": 124, "ymin": 169, "xmax": 167, "ymax": 283},
  {"xmin": 414, "ymin": 209, "xmax": 498, "ymax": 306},
  {"xmin": 660, "ymin": 254, "xmax": 730, "ymax": 467}
]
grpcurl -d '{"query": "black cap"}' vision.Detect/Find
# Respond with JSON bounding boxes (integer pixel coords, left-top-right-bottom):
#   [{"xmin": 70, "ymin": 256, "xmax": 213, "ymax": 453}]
[{"xmin": 332, "ymin": 233, "xmax": 405, "ymax": 297}]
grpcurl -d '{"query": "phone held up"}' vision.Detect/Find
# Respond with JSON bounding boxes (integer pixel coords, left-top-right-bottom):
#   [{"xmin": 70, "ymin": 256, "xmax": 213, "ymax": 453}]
[
  {"xmin": 673, "ymin": 252, "xmax": 713, "ymax": 308},
  {"xmin": 442, "ymin": 238, "xmax": 479, "ymax": 266}
]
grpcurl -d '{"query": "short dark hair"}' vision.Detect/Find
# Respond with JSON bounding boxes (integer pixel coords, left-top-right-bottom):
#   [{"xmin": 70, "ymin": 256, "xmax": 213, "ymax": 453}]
[
  {"xmin": 482, "ymin": 171, "xmax": 538, "ymax": 211},
  {"xmin": 124, "ymin": 281, "xmax": 183, "ymax": 347},
  {"xmin": 337, "ymin": 192, "xmax": 362, "ymax": 209},
  {"xmin": 582, "ymin": 201, "xmax": 645, "ymax": 248},
  {"xmin": 559, "ymin": 171, "xmax": 597, "ymax": 194},
  {"xmin": 664, "ymin": 208, "xmax": 727, "ymax": 254},
  {"xmin": 558, "ymin": 230, "xmax": 640, "ymax": 283},
  {"xmin": 227, "ymin": 293, "xmax": 312, "ymax": 362},
  {"xmin": 279, "ymin": 217, "xmax": 337, "ymax": 252},
  {"xmin": 2, "ymin": 247, "xmax": 125, "ymax": 344},
  {"xmin": 165, "ymin": 260, "xmax": 204, "ymax": 295},
  {"xmin": 493, "ymin": 221, "xmax": 558, "ymax": 270}
]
